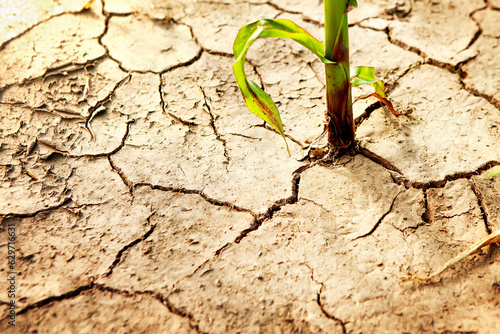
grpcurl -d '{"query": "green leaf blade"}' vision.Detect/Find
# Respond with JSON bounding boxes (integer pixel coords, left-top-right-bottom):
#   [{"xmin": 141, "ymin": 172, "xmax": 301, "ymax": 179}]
[
  {"xmin": 351, "ymin": 66, "xmax": 387, "ymax": 97},
  {"xmin": 232, "ymin": 18, "xmax": 330, "ymax": 155},
  {"xmin": 351, "ymin": 66, "xmax": 377, "ymax": 86},
  {"xmin": 481, "ymin": 166, "xmax": 500, "ymax": 180}
]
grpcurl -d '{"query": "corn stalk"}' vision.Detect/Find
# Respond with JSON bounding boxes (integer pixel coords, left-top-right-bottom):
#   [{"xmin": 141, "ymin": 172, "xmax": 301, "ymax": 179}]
[
  {"xmin": 232, "ymin": 0, "xmax": 394, "ymax": 156},
  {"xmin": 324, "ymin": 0, "xmax": 354, "ymax": 152}
]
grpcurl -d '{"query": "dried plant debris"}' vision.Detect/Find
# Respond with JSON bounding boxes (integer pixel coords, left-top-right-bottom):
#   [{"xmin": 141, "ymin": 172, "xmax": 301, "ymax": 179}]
[{"xmin": 408, "ymin": 229, "xmax": 500, "ymax": 282}]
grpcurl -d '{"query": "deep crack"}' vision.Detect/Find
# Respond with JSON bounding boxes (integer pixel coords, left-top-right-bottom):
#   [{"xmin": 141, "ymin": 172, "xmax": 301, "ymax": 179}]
[
  {"xmin": 382, "ymin": 7, "xmax": 500, "ymax": 113},
  {"xmin": 464, "ymin": 8, "xmax": 484, "ymax": 50},
  {"xmin": 256, "ymin": 164, "xmax": 303, "ymax": 222},
  {"xmin": 391, "ymin": 160, "xmax": 500, "ymax": 190},
  {"xmin": 199, "ymin": 85, "xmax": 230, "ymax": 165},
  {"xmin": 357, "ymin": 146, "xmax": 402, "ymax": 174},
  {"xmin": 0, "ymin": 196, "xmax": 72, "ymax": 219},
  {"xmin": 104, "ymin": 215, "xmax": 157, "ymax": 277},
  {"xmin": 134, "ymin": 182, "xmax": 254, "ymax": 215},
  {"xmin": 16, "ymin": 282, "xmax": 94, "ymax": 317},
  {"xmin": 353, "ymin": 191, "xmax": 402, "ymax": 240},
  {"xmin": 459, "ymin": 78, "xmax": 500, "ymax": 110},
  {"xmin": 219, "ymin": 164, "xmax": 305, "ymax": 251},
  {"xmin": 170, "ymin": 165, "xmax": 305, "ymax": 286},
  {"xmin": 420, "ymin": 188, "xmax": 433, "ymax": 226},
  {"xmin": 108, "ymin": 156, "xmax": 134, "ymax": 195},
  {"xmin": 85, "ymin": 73, "xmax": 131, "ymax": 140}
]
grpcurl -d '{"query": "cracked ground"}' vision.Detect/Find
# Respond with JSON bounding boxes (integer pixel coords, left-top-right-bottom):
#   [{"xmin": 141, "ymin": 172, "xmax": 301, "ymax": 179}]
[{"xmin": 1, "ymin": 0, "xmax": 500, "ymax": 333}]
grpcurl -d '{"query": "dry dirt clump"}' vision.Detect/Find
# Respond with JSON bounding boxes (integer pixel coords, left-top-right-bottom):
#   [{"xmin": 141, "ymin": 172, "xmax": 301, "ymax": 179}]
[{"xmin": 1, "ymin": 0, "xmax": 500, "ymax": 333}]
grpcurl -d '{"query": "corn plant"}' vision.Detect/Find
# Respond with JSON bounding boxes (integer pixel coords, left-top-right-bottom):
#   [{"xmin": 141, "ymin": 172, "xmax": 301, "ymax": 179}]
[{"xmin": 232, "ymin": 0, "xmax": 397, "ymax": 156}]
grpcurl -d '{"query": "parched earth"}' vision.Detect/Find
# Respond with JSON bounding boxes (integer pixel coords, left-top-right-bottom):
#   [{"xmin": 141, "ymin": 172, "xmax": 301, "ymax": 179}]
[{"xmin": 1, "ymin": 0, "xmax": 500, "ymax": 333}]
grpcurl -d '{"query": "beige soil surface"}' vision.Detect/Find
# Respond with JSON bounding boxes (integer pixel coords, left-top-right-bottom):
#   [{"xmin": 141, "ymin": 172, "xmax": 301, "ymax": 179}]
[{"xmin": 1, "ymin": 0, "xmax": 500, "ymax": 333}]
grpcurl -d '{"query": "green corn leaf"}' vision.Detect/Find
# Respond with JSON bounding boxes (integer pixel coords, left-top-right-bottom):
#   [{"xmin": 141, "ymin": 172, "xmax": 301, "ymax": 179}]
[
  {"xmin": 232, "ymin": 19, "xmax": 332, "ymax": 155},
  {"xmin": 481, "ymin": 166, "xmax": 500, "ymax": 179},
  {"xmin": 351, "ymin": 66, "xmax": 376, "ymax": 86},
  {"xmin": 351, "ymin": 66, "xmax": 402, "ymax": 115},
  {"xmin": 351, "ymin": 66, "xmax": 386, "ymax": 97}
]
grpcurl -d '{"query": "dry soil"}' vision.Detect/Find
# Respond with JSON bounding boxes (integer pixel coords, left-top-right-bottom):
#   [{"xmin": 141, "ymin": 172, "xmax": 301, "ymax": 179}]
[{"xmin": 1, "ymin": 0, "xmax": 500, "ymax": 333}]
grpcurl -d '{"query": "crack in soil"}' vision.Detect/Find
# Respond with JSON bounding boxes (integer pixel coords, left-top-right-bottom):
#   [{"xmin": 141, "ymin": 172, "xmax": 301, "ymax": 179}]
[
  {"xmin": 354, "ymin": 101, "xmax": 382, "ymax": 129},
  {"xmin": 104, "ymin": 215, "xmax": 157, "ymax": 277},
  {"xmin": 85, "ymin": 73, "xmax": 131, "ymax": 140},
  {"xmin": 8, "ymin": 281, "xmax": 204, "ymax": 333},
  {"xmin": 301, "ymin": 197, "xmax": 337, "ymax": 216},
  {"xmin": 266, "ymin": 1, "xmax": 302, "ymax": 15},
  {"xmin": 256, "ymin": 164, "xmax": 303, "ymax": 222},
  {"xmin": 41, "ymin": 55, "xmax": 107, "ymax": 82},
  {"xmin": 163, "ymin": 293, "xmax": 207, "ymax": 334},
  {"xmin": 162, "ymin": 165, "xmax": 306, "ymax": 293},
  {"xmin": 0, "ymin": 196, "xmax": 72, "ymax": 219},
  {"xmin": 267, "ymin": 1, "xmax": 323, "ymax": 26},
  {"xmin": 464, "ymin": 5, "xmax": 487, "ymax": 50},
  {"xmin": 158, "ymin": 74, "xmax": 198, "ymax": 126},
  {"xmin": 357, "ymin": 146, "xmax": 402, "ymax": 174},
  {"xmin": 98, "ymin": 2, "xmax": 204, "ymax": 74},
  {"xmin": 353, "ymin": 191, "xmax": 402, "ymax": 240},
  {"xmin": 459, "ymin": 76, "xmax": 500, "ymax": 109},
  {"xmin": 94, "ymin": 284, "xmax": 205, "ymax": 333},
  {"xmin": 98, "ymin": 0, "xmax": 129, "ymax": 74},
  {"xmin": 420, "ymin": 188, "xmax": 433, "ymax": 226},
  {"xmin": 385, "ymin": 61, "xmax": 423, "ymax": 96},
  {"xmin": 108, "ymin": 156, "xmax": 134, "ymax": 195},
  {"xmin": 161, "ymin": 21, "xmax": 204, "ymax": 74},
  {"xmin": 15, "ymin": 282, "xmax": 95, "ymax": 317},
  {"xmin": 303, "ymin": 263, "xmax": 347, "ymax": 334},
  {"xmin": 251, "ymin": 61, "xmax": 267, "ymax": 90},
  {"xmin": 133, "ymin": 183, "xmax": 254, "ymax": 215},
  {"xmin": 385, "ymin": 25, "xmax": 479, "ymax": 74},
  {"xmin": 391, "ymin": 160, "xmax": 500, "ymax": 190},
  {"xmin": 306, "ymin": 61, "xmax": 325, "ymax": 87},
  {"xmin": 469, "ymin": 177, "xmax": 493, "ymax": 234},
  {"xmin": 316, "ymin": 292, "xmax": 347, "ymax": 334},
  {"xmin": 34, "ymin": 118, "xmax": 135, "ymax": 161},
  {"xmin": 381, "ymin": 7, "xmax": 500, "ymax": 113},
  {"xmin": 204, "ymin": 48, "xmax": 234, "ymax": 59},
  {"xmin": 201, "ymin": 164, "xmax": 305, "ymax": 260},
  {"xmin": 198, "ymin": 85, "xmax": 230, "ymax": 166},
  {"xmin": 0, "ymin": 4, "xmax": 102, "ymax": 52},
  {"xmin": 0, "ymin": 55, "xmax": 108, "ymax": 93}
]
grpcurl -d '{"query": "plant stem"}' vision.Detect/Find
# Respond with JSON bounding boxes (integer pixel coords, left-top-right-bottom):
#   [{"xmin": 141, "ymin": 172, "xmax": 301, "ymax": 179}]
[{"xmin": 324, "ymin": 0, "xmax": 354, "ymax": 152}]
